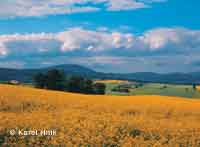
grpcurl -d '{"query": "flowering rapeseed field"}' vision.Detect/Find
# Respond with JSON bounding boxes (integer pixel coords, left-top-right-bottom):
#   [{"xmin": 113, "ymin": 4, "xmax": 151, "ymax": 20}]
[
  {"xmin": 197, "ymin": 86, "xmax": 200, "ymax": 91},
  {"xmin": 0, "ymin": 84, "xmax": 200, "ymax": 146}
]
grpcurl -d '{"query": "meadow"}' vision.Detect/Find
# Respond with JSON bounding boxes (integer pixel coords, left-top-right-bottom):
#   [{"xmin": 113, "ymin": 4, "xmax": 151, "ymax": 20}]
[
  {"xmin": 0, "ymin": 84, "xmax": 200, "ymax": 146},
  {"xmin": 95, "ymin": 80, "xmax": 129, "ymax": 84},
  {"xmin": 105, "ymin": 82, "xmax": 200, "ymax": 98}
]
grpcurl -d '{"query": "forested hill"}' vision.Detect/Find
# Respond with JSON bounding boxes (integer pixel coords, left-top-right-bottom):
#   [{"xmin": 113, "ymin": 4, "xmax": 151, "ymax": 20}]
[{"xmin": 0, "ymin": 64, "xmax": 200, "ymax": 84}]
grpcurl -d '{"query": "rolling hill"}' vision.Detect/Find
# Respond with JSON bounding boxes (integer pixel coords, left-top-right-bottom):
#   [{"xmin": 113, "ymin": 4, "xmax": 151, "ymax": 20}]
[
  {"xmin": 0, "ymin": 64, "xmax": 200, "ymax": 84},
  {"xmin": 0, "ymin": 64, "xmax": 100, "ymax": 83}
]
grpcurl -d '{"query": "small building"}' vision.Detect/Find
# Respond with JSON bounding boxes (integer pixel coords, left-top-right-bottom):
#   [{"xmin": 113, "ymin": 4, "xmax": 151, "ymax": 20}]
[{"xmin": 9, "ymin": 80, "xmax": 20, "ymax": 85}]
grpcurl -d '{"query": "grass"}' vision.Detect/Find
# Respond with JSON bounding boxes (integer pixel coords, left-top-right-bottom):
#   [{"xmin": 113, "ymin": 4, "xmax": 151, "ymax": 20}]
[
  {"xmin": 0, "ymin": 84, "xmax": 200, "ymax": 146},
  {"xmin": 95, "ymin": 80, "xmax": 129, "ymax": 84},
  {"xmin": 106, "ymin": 83, "xmax": 200, "ymax": 98}
]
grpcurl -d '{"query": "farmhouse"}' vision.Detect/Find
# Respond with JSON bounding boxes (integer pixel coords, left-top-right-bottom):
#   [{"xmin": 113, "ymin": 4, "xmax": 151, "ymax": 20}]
[{"xmin": 9, "ymin": 80, "xmax": 20, "ymax": 85}]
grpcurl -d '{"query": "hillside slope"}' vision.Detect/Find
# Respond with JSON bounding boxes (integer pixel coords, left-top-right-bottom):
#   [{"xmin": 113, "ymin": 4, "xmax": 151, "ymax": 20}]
[
  {"xmin": 0, "ymin": 84, "xmax": 200, "ymax": 146},
  {"xmin": 1, "ymin": 64, "xmax": 200, "ymax": 84},
  {"xmin": 0, "ymin": 64, "xmax": 100, "ymax": 82}
]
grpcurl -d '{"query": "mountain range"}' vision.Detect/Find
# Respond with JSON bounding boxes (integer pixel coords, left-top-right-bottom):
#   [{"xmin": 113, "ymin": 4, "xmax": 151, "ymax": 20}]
[{"xmin": 0, "ymin": 64, "xmax": 200, "ymax": 84}]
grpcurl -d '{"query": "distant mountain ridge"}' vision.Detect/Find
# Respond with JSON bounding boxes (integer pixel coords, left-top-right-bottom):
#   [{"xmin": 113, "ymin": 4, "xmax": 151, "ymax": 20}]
[
  {"xmin": 0, "ymin": 64, "xmax": 200, "ymax": 84},
  {"xmin": 0, "ymin": 64, "xmax": 99, "ymax": 82}
]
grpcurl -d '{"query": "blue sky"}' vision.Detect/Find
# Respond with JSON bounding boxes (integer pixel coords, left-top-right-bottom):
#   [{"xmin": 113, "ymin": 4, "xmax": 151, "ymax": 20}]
[{"xmin": 0, "ymin": 0, "xmax": 199, "ymax": 73}]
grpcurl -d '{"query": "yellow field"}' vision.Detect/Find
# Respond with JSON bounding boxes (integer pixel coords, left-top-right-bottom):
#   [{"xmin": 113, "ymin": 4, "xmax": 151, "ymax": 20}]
[
  {"xmin": 0, "ymin": 84, "xmax": 200, "ymax": 146},
  {"xmin": 197, "ymin": 86, "xmax": 200, "ymax": 91},
  {"xmin": 95, "ymin": 80, "xmax": 129, "ymax": 84}
]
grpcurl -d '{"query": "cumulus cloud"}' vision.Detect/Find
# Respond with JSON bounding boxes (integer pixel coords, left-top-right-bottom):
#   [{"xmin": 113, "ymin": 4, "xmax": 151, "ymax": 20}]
[
  {"xmin": 0, "ymin": 0, "xmax": 167, "ymax": 18},
  {"xmin": 140, "ymin": 28, "xmax": 200, "ymax": 58},
  {"xmin": 0, "ymin": 27, "xmax": 200, "ymax": 59},
  {"xmin": 0, "ymin": 28, "xmax": 135, "ymax": 57},
  {"xmin": 0, "ymin": 27, "xmax": 200, "ymax": 73}
]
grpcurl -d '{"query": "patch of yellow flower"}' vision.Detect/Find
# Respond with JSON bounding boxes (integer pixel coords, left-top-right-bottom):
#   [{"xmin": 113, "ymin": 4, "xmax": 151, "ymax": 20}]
[
  {"xmin": 196, "ymin": 85, "xmax": 200, "ymax": 91},
  {"xmin": 95, "ymin": 80, "xmax": 129, "ymax": 84},
  {"xmin": 0, "ymin": 84, "xmax": 200, "ymax": 146}
]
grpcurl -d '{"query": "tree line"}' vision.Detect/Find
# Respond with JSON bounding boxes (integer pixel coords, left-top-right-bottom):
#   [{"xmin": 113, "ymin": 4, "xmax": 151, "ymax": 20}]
[{"xmin": 33, "ymin": 69, "xmax": 106, "ymax": 94}]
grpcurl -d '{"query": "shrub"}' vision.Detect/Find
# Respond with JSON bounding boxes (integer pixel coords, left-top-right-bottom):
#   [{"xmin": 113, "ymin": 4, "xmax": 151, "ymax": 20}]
[
  {"xmin": 66, "ymin": 76, "xmax": 105, "ymax": 94},
  {"xmin": 93, "ymin": 83, "xmax": 106, "ymax": 95},
  {"xmin": 193, "ymin": 84, "xmax": 197, "ymax": 91},
  {"xmin": 66, "ymin": 76, "xmax": 92, "ymax": 94}
]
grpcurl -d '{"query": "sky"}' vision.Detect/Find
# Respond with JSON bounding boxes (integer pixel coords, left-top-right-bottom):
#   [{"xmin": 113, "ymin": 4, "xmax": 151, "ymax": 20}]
[{"xmin": 0, "ymin": 0, "xmax": 199, "ymax": 73}]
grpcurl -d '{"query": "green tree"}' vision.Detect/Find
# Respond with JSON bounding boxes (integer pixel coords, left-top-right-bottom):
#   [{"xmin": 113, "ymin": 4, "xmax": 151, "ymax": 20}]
[
  {"xmin": 193, "ymin": 84, "xmax": 197, "ymax": 91},
  {"xmin": 93, "ymin": 83, "xmax": 106, "ymax": 94},
  {"xmin": 46, "ymin": 69, "xmax": 66, "ymax": 90},
  {"xmin": 66, "ymin": 76, "xmax": 103, "ymax": 94},
  {"xmin": 33, "ymin": 70, "xmax": 106, "ymax": 95},
  {"xmin": 83, "ymin": 79, "xmax": 94, "ymax": 94},
  {"xmin": 66, "ymin": 76, "xmax": 85, "ymax": 93},
  {"xmin": 33, "ymin": 73, "xmax": 47, "ymax": 88}
]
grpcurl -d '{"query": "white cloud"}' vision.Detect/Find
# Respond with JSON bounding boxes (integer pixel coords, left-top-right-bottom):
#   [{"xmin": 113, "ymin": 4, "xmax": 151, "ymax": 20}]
[
  {"xmin": 141, "ymin": 28, "xmax": 181, "ymax": 50},
  {"xmin": 104, "ymin": 0, "xmax": 148, "ymax": 11},
  {"xmin": 57, "ymin": 28, "xmax": 135, "ymax": 52},
  {"xmin": 0, "ymin": 0, "xmax": 167, "ymax": 18},
  {"xmin": 0, "ymin": 0, "xmax": 99, "ymax": 18},
  {"xmin": 0, "ymin": 27, "xmax": 199, "ymax": 59},
  {"xmin": 141, "ymin": 28, "xmax": 200, "ymax": 51}
]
